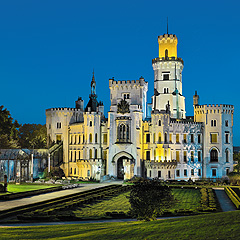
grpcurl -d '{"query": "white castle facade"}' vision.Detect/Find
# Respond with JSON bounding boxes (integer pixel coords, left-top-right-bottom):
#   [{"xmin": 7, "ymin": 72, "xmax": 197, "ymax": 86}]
[{"xmin": 46, "ymin": 33, "xmax": 234, "ymax": 181}]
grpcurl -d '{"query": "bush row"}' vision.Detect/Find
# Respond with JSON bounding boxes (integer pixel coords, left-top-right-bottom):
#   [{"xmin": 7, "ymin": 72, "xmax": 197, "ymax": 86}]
[
  {"xmin": 198, "ymin": 188, "xmax": 217, "ymax": 212},
  {"xmin": 225, "ymin": 187, "xmax": 240, "ymax": 209}
]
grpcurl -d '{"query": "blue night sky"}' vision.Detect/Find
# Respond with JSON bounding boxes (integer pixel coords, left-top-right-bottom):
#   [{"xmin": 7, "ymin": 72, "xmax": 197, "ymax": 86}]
[{"xmin": 0, "ymin": 0, "xmax": 240, "ymax": 145}]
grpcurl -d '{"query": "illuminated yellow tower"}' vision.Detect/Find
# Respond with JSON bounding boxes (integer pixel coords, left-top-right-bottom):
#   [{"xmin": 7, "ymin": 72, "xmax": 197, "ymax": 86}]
[
  {"xmin": 158, "ymin": 34, "xmax": 178, "ymax": 59},
  {"xmin": 152, "ymin": 33, "xmax": 186, "ymax": 119}
]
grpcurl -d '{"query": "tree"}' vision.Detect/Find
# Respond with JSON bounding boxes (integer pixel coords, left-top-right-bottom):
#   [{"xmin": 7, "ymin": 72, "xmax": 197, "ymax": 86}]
[
  {"xmin": 233, "ymin": 152, "xmax": 240, "ymax": 174},
  {"xmin": 0, "ymin": 105, "xmax": 20, "ymax": 148},
  {"xmin": 128, "ymin": 178, "xmax": 174, "ymax": 221},
  {"xmin": 18, "ymin": 124, "xmax": 47, "ymax": 149}
]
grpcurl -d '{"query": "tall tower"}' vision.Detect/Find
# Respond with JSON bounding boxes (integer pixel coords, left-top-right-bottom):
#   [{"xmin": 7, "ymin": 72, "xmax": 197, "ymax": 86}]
[{"xmin": 152, "ymin": 33, "xmax": 186, "ymax": 119}]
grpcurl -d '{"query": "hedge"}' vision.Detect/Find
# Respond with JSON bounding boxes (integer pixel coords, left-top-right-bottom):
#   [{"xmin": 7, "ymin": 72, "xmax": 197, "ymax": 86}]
[{"xmin": 225, "ymin": 187, "xmax": 240, "ymax": 209}]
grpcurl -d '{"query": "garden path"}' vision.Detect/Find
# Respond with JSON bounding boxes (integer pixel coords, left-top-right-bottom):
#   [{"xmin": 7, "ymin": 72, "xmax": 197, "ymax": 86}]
[
  {"xmin": 0, "ymin": 181, "xmax": 123, "ymax": 212},
  {"xmin": 213, "ymin": 188, "xmax": 236, "ymax": 212}
]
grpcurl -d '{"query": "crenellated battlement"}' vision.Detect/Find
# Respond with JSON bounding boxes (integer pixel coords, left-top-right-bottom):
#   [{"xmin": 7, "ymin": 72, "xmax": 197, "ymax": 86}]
[
  {"xmin": 170, "ymin": 120, "xmax": 202, "ymax": 126},
  {"xmin": 152, "ymin": 57, "xmax": 183, "ymax": 64},
  {"xmin": 158, "ymin": 34, "xmax": 177, "ymax": 42},
  {"xmin": 194, "ymin": 104, "xmax": 234, "ymax": 114},
  {"xmin": 46, "ymin": 107, "xmax": 83, "ymax": 112},
  {"xmin": 109, "ymin": 77, "xmax": 147, "ymax": 88}
]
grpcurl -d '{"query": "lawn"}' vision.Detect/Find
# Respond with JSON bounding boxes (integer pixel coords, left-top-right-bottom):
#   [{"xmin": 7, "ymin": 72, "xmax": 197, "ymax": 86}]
[
  {"xmin": 1, "ymin": 211, "xmax": 240, "ymax": 239},
  {"xmin": 70, "ymin": 188, "xmax": 201, "ymax": 218},
  {"xmin": 0, "ymin": 183, "xmax": 57, "ymax": 195}
]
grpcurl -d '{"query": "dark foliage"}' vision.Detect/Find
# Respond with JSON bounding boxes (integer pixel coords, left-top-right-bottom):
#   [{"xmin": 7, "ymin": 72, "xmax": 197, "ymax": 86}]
[{"xmin": 128, "ymin": 178, "xmax": 174, "ymax": 220}]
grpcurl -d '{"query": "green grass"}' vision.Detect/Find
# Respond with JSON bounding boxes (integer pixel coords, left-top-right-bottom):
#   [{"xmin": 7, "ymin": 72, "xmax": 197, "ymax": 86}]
[
  {"xmin": 1, "ymin": 211, "xmax": 240, "ymax": 239},
  {"xmin": 73, "ymin": 192, "xmax": 130, "ymax": 218},
  {"xmin": 70, "ymin": 188, "xmax": 201, "ymax": 218},
  {"xmin": 172, "ymin": 188, "xmax": 201, "ymax": 211},
  {"xmin": 0, "ymin": 183, "xmax": 57, "ymax": 195}
]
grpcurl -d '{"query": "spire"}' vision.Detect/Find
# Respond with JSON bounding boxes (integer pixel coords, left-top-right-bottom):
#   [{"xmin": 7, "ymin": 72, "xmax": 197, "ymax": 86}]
[
  {"xmin": 167, "ymin": 17, "xmax": 168, "ymax": 34},
  {"xmin": 91, "ymin": 69, "xmax": 96, "ymax": 95}
]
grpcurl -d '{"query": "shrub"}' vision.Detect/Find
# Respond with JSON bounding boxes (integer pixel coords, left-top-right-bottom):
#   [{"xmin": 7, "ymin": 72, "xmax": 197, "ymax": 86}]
[{"xmin": 128, "ymin": 179, "xmax": 174, "ymax": 221}]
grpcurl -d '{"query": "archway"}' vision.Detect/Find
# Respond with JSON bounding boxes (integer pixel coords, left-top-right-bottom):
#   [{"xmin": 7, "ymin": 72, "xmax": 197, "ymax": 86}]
[{"xmin": 117, "ymin": 157, "xmax": 124, "ymax": 179}]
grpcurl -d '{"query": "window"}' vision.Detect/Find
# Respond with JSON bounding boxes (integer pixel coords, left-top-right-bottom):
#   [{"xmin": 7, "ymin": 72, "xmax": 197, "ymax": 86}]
[
  {"xmin": 103, "ymin": 151, "xmax": 107, "ymax": 160},
  {"xmin": 176, "ymin": 151, "xmax": 180, "ymax": 162},
  {"xmin": 210, "ymin": 149, "xmax": 218, "ymax": 162},
  {"xmin": 184, "ymin": 169, "xmax": 187, "ymax": 176},
  {"xmin": 168, "ymin": 171, "xmax": 171, "ymax": 179},
  {"xmin": 163, "ymin": 74, "xmax": 169, "ymax": 80},
  {"xmin": 225, "ymin": 133, "xmax": 229, "ymax": 144},
  {"xmin": 146, "ymin": 151, "xmax": 150, "ymax": 160},
  {"xmin": 146, "ymin": 134, "xmax": 150, "ymax": 143},
  {"xmin": 70, "ymin": 151, "xmax": 72, "ymax": 162},
  {"xmin": 158, "ymin": 171, "xmax": 161, "ymax": 178},
  {"xmin": 210, "ymin": 133, "xmax": 218, "ymax": 143},
  {"xmin": 191, "ymin": 151, "xmax": 194, "ymax": 162},
  {"xmin": 123, "ymin": 93, "xmax": 130, "ymax": 99},
  {"xmin": 212, "ymin": 169, "xmax": 217, "ymax": 177},
  {"xmin": 57, "ymin": 122, "xmax": 61, "ymax": 129},
  {"xmin": 158, "ymin": 132, "xmax": 162, "ymax": 142},
  {"xmin": 176, "ymin": 134, "xmax": 180, "ymax": 143},
  {"xmin": 78, "ymin": 151, "xmax": 81, "ymax": 160},
  {"xmin": 82, "ymin": 135, "xmax": 85, "ymax": 143},
  {"xmin": 191, "ymin": 134, "xmax": 194, "ymax": 143},
  {"xmin": 169, "ymin": 134, "xmax": 172, "ymax": 143},
  {"xmin": 176, "ymin": 169, "xmax": 180, "ymax": 177},
  {"xmin": 183, "ymin": 134, "xmax": 187, "ymax": 143},
  {"xmin": 226, "ymin": 168, "xmax": 230, "ymax": 175},
  {"xmin": 103, "ymin": 133, "xmax": 107, "ymax": 144},
  {"xmin": 153, "ymin": 133, "xmax": 156, "ymax": 143},
  {"xmin": 49, "ymin": 124, "xmax": 51, "ymax": 129},
  {"xmin": 74, "ymin": 151, "xmax": 76, "ymax": 162},
  {"xmin": 70, "ymin": 168, "xmax": 72, "ymax": 174},
  {"xmin": 75, "ymin": 135, "xmax": 77, "ymax": 144},
  {"xmin": 165, "ymin": 49, "xmax": 168, "ymax": 58},
  {"xmin": 74, "ymin": 168, "xmax": 76, "ymax": 175},
  {"xmin": 89, "ymin": 121, "xmax": 92, "ymax": 127},
  {"xmin": 89, "ymin": 134, "xmax": 92, "ymax": 143},
  {"xmin": 56, "ymin": 135, "xmax": 61, "ymax": 143},
  {"xmin": 211, "ymin": 120, "xmax": 217, "ymax": 127},
  {"xmin": 184, "ymin": 151, "xmax": 187, "ymax": 162},
  {"xmin": 198, "ymin": 151, "xmax": 202, "ymax": 162},
  {"xmin": 164, "ymin": 133, "xmax": 167, "ymax": 143},
  {"xmin": 191, "ymin": 169, "xmax": 194, "ymax": 176},
  {"xmin": 198, "ymin": 169, "xmax": 201, "ymax": 176},
  {"xmin": 149, "ymin": 170, "xmax": 152, "ymax": 178},
  {"xmin": 198, "ymin": 134, "xmax": 201, "ymax": 144},
  {"xmin": 118, "ymin": 124, "xmax": 130, "ymax": 142},
  {"xmin": 87, "ymin": 170, "xmax": 90, "ymax": 177},
  {"xmin": 164, "ymin": 88, "xmax": 169, "ymax": 93},
  {"xmin": 95, "ymin": 149, "xmax": 98, "ymax": 158},
  {"xmin": 158, "ymin": 120, "xmax": 161, "ymax": 126},
  {"xmin": 95, "ymin": 133, "xmax": 98, "ymax": 143},
  {"xmin": 165, "ymin": 150, "xmax": 167, "ymax": 160},
  {"xmin": 226, "ymin": 149, "xmax": 229, "ymax": 162},
  {"xmin": 225, "ymin": 120, "xmax": 229, "ymax": 127},
  {"xmin": 89, "ymin": 149, "xmax": 92, "ymax": 159}
]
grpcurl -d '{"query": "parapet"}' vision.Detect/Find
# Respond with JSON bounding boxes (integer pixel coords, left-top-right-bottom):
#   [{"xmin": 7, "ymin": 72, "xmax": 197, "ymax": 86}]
[
  {"xmin": 194, "ymin": 104, "xmax": 234, "ymax": 114},
  {"xmin": 109, "ymin": 77, "xmax": 147, "ymax": 87},
  {"xmin": 46, "ymin": 107, "xmax": 83, "ymax": 113},
  {"xmin": 158, "ymin": 34, "xmax": 177, "ymax": 43}
]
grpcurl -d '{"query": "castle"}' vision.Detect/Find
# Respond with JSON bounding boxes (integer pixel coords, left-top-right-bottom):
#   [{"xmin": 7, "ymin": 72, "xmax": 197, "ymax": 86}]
[{"xmin": 46, "ymin": 32, "xmax": 234, "ymax": 181}]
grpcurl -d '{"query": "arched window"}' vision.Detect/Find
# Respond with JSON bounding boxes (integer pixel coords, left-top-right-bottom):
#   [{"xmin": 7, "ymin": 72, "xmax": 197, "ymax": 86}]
[
  {"xmin": 165, "ymin": 49, "xmax": 168, "ymax": 58},
  {"xmin": 226, "ymin": 149, "xmax": 229, "ymax": 162},
  {"xmin": 158, "ymin": 132, "xmax": 162, "ymax": 142},
  {"xmin": 82, "ymin": 135, "xmax": 85, "ymax": 143},
  {"xmin": 95, "ymin": 149, "xmax": 98, "ymax": 159},
  {"xmin": 70, "ymin": 168, "xmax": 72, "ymax": 174},
  {"xmin": 74, "ymin": 168, "xmax": 76, "ymax": 174},
  {"xmin": 158, "ymin": 120, "xmax": 161, "ymax": 126},
  {"xmin": 95, "ymin": 133, "xmax": 98, "ymax": 143},
  {"xmin": 89, "ymin": 149, "xmax": 92, "ymax": 159},
  {"xmin": 89, "ymin": 133, "xmax": 92, "ymax": 143},
  {"xmin": 74, "ymin": 151, "xmax": 76, "ymax": 162},
  {"xmin": 164, "ymin": 133, "xmax": 167, "ymax": 143},
  {"xmin": 117, "ymin": 123, "xmax": 130, "ymax": 142},
  {"xmin": 210, "ymin": 149, "xmax": 218, "ymax": 162}
]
